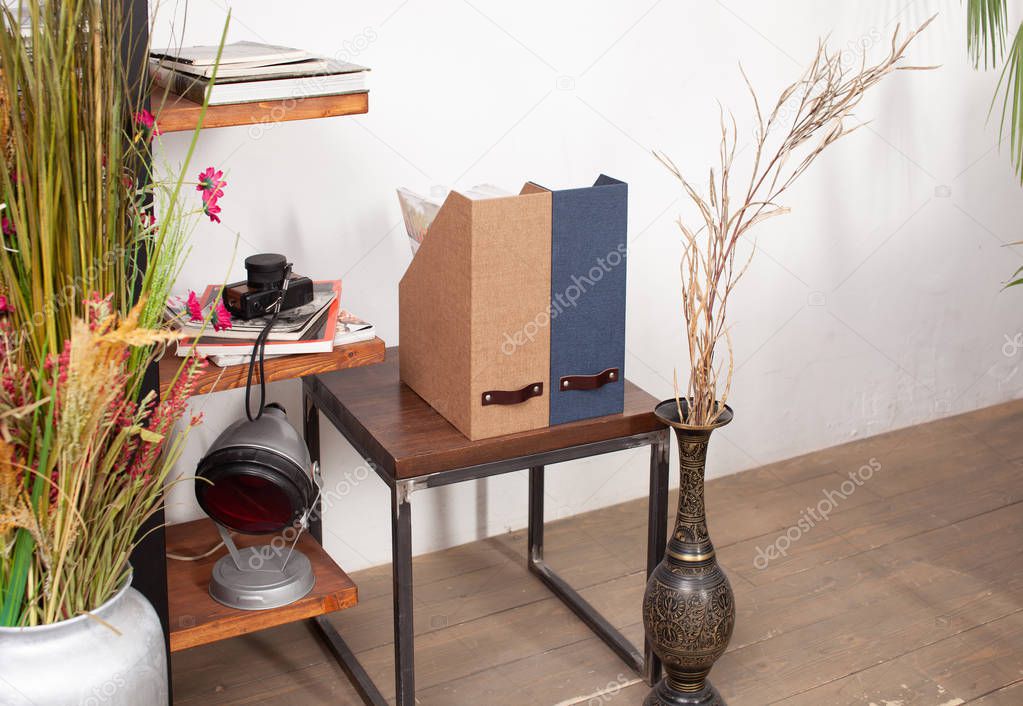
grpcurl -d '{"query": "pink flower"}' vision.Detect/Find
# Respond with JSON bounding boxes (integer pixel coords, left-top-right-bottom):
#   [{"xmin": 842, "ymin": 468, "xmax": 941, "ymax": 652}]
[
  {"xmin": 212, "ymin": 300, "xmax": 232, "ymax": 332},
  {"xmin": 127, "ymin": 355, "xmax": 206, "ymax": 479},
  {"xmin": 202, "ymin": 195, "xmax": 222, "ymax": 224},
  {"xmin": 134, "ymin": 109, "xmax": 156, "ymax": 129},
  {"xmin": 185, "ymin": 290, "xmax": 203, "ymax": 323},
  {"xmin": 44, "ymin": 339, "xmax": 72, "ymax": 389},
  {"xmin": 0, "ymin": 295, "xmax": 8, "ymax": 314},
  {"xmin": 196, "ymin": 167, "xmax": 227, "ymax": 223},
  {"xmin": 197, "ymin": 167, "xmax": 226, "ymax": 200},
  {"xmin": 134, "ymin": 109, "xmax": 161, "ymax": 140},
  {"xmin": 2, "ymin": 217, "xmax": 14, "ymax": 237}
]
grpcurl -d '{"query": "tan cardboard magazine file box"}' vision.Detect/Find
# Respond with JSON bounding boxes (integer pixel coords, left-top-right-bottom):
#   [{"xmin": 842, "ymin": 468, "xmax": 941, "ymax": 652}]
[{"xmin": 399, "ymin": 185, "xmax": 552, "ymax": 440}]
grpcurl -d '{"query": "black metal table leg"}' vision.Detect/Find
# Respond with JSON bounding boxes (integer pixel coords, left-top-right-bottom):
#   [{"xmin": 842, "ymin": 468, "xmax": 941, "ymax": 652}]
[
  {"xmin": 299, "ymin": 404, "xmax": 667, "ymax": 704},
  {"xmin": 392, "ymin": 480, "xmax": 415, "ymax": 706},
  {"xmin": 303, "ymin": 390, "xmax": 323, "ymax": 545},
  {"xmin": 644, "ymin": 429, "xmax": 670, "ymax": 686},
  {"xmin": 527, "ymin": 466, "xmax": 545, "ymax": 564},
  {"xmin": 308, "ymin": 476, "xmax": 417, "ymax": 706},
  {"xmin": 526, "ymin": 462, "xmax": 648, "ymax": 677},
  {"xmin": 312, "ymin": 616, "xmax": 389, "ymax": 706}
]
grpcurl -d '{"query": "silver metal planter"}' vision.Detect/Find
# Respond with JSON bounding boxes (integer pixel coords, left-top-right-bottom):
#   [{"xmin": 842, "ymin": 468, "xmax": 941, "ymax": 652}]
[{"xmin": 0, "ymin": 572, "xmax": 167, "ymax": 706}]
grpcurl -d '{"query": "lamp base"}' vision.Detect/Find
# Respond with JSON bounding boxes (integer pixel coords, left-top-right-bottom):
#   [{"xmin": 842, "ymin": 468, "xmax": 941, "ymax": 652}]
[{"xmin": 209, "ymin": 545, "xmax": 315, "ymax": 610}]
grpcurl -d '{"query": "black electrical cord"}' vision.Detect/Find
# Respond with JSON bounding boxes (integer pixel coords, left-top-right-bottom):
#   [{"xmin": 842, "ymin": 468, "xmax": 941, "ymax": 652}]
[{"xmin": 244, "ymin": 263, "xmax": 292, "ymax": 421}]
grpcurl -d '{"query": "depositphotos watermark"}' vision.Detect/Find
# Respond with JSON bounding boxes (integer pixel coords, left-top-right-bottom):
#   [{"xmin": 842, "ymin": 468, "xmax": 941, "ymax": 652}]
[
  {"xmin": 551, "ymin": 673, "xmax": 638, "ymax": 706},
  {"xmin": 247, "ymin": 27, "xmax": 378, "ymax": 140},
  {"xmin": 501, "ymin": 242, "xmax": 627, "ymax": 356},
  {"xmin": 24, "ymin": 243, "xmax": 130, "ymax": 329},
  {"xmin": 753, "ymin": 457, "xmax": 882, "ymax": 570},
  {"xmin": 1002, "ymin": 332, "xmax": 1023, "ymax": 357},
  {"xmin": 838, "ymin": 28, "xmax": 882, "ymax": 69},
  {"xmin": 79, "ymin": 672, "xmax": 127, "ymax": 706},
  {"xmin": 247, "ymin": 460, "xmax": 379, "ymax": 570},
  {"xmin": 755, "ymin": 27, "xmax": 881, "ymax": 142}
]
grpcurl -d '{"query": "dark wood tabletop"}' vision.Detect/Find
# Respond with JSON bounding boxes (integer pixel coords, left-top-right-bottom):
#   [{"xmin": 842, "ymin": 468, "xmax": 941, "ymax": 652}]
[{"xmin": 304, "ymin": 348, "xmax": 666, "ymax": 479}]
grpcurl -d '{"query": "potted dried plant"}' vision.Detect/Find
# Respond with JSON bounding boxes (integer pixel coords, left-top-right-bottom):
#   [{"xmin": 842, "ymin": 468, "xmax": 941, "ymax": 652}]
[
  {"xmin": 0, "ymin": 3, "xmax": 227, "ymax": 704},
  {"xmin": 642, "ymin": 18, "xmax": 935, "ymax": 706}
]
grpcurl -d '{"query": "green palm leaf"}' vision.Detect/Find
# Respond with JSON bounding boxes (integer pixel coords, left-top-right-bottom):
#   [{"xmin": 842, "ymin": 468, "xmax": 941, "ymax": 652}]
[
  {"xmin": 1006, "ymin": 258, "xmax": 1023, "ymax": 288},
  {"xmin": 991, "ymin": 24, "xmax": 1023, "ymax": 185},
  {"xmin": 967, "ymin": 1, "xmax": 1023, "ymax": 285},
  {"xmin": 967, "ymin": 0, "xmax": 1008, "ymax": 68}
]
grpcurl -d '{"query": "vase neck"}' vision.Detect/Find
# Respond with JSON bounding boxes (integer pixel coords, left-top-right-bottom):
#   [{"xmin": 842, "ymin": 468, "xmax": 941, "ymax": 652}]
[{"xmin": 667, "ymin": 426, "xmax": 715, "ymax": 563}]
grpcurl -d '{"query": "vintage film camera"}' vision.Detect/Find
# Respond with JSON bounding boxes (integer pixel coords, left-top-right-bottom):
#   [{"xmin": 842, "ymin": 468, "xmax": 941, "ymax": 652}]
[{"xmin": 223, "ymin": 253, "xmax": 314, "ymax": 320}]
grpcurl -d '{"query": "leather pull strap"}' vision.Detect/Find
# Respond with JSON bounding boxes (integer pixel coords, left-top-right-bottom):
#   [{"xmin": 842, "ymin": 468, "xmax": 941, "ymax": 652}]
[
  {"xmin": 482, "ymin": 382, "xmax": 544, "ymax": 406},
  {"xmin": 559, "ymin": 367, "xmax": 620, "ymax": 392}
]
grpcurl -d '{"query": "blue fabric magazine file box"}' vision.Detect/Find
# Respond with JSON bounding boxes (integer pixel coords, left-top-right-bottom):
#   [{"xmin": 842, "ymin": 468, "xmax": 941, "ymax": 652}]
[{"xmin": 529, "ymin": 175, "xmax": 628, "ymax": 425}]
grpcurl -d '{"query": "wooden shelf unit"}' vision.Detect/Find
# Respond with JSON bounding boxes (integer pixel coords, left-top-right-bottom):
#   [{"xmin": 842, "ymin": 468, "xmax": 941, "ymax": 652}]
[
  {"xmin": 165, "ymin": 519, "xmax": 358, "ymax": 652},
  {"xmin": 154, "ymin": 91, "xmax": 369, "ymax": 133},
  {"xmin": 159, "ymin": 336, "xmax": 386, "ymax": 397},
  {"xmin": 145, "ymin": 67, "xmax": 379, "ymax": 669}
]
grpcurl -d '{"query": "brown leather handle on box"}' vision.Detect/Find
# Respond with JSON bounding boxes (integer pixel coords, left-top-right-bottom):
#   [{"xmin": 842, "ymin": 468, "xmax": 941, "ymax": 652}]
[
  {"xmin": 481, "ymin": 382, "xmax": 544, "ymax": 406},
  {"xmin": 559, "ymin": 367, "xmax": 620, "ymax": 392}
]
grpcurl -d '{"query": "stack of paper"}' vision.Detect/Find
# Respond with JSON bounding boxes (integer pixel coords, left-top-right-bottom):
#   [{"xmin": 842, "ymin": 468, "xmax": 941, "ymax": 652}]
[
  {"xmin": 169, "ymin": 281, "xmax": 376, "ymax": 366},
  {"xmin": 150, "ymin": 41, "xmax": 369, "ymax": 105}
]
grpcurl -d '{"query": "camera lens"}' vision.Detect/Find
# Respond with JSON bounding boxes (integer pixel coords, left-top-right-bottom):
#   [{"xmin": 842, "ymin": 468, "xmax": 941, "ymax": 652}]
[{"xmin": 245, "ymin": 253, "xmax": 288, "ymax": 289}]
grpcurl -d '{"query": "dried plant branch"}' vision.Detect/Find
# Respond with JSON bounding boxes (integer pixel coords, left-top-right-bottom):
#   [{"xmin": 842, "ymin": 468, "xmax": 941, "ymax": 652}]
[{"xmin": 659, "ymin": 16, "xmax": 936, "ymax": 426}]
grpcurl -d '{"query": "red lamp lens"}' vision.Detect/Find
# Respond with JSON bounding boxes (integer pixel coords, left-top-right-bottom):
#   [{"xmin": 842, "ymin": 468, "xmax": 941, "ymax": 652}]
[{"xmin": 202, "ymin": 473, "xmax": 295, "ymax": 534}]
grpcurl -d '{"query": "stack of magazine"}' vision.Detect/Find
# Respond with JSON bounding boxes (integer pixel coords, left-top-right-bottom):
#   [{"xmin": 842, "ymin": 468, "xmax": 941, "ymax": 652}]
[
  {"xmin": 150, "ymin": 41, "xmax": 369, "ymax": 106},
  {"xmin": 167, "ymin": 280, "xmax": 375, "ymax": 367}
]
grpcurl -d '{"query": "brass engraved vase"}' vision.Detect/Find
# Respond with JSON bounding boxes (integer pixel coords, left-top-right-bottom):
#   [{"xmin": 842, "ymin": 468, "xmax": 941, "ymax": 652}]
[{"xmin": 643, "ymin": 399, "xmax": 735, "ymax": 706}]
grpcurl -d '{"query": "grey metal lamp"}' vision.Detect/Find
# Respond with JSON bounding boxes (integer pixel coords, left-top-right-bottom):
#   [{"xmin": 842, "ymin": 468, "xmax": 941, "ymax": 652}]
[{"xmin": 195, "ymin": 404, "xmax": 320, "ymax": 610}]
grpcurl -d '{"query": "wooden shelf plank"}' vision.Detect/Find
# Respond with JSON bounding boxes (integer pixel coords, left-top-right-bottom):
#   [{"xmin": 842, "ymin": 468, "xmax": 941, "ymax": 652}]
[
  {"xmin": 159, "ymin": 337, "xmax": 386, "ymax": 397},
  {"xmin": 154, "ymin": 91, "xmax": 368, "ymax": 133},
  {"xmin": 166, "ymin": 519, "xmax": 358, "ymax": 652}
]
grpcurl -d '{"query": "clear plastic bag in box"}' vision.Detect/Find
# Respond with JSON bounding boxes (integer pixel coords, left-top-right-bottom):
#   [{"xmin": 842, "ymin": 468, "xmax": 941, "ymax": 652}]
[{"xmin": 397, "ymin": 184, "xmax": 511, "ymax": 255}]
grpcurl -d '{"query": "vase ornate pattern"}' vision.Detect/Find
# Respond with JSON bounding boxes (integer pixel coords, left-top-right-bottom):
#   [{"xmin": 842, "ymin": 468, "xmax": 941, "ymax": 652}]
[{"xmin": 643, "ymin": 400, "xmax": 735, "ymax": 706}]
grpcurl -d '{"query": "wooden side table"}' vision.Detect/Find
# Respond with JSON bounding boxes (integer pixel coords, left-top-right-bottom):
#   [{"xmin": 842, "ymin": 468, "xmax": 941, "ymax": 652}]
[{"xmin": 301, "ymin": 347, "xmax": 670, "ymax": 705}]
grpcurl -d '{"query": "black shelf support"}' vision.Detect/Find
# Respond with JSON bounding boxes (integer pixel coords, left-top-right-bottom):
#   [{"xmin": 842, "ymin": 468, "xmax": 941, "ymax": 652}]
[{"xmin": 121, "ymin": 0, "xmax": 173, "ymax": 700}]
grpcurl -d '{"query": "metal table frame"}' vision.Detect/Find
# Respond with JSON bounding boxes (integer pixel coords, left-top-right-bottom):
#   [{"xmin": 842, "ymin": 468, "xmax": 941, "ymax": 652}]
[{"xmin": 302, "ymin": 382, "xmax": 670, "ymax": 706}]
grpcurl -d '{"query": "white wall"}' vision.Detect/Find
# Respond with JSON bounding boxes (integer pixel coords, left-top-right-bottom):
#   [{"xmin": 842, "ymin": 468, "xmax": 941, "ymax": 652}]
[{"xmin": 155, "ymin": 0, "xmax": 1023, "ymax": 572}]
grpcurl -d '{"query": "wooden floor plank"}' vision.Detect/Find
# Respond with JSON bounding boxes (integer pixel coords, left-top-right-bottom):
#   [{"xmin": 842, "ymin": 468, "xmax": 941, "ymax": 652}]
[
  {"xmin": 774, "ymin": 610, "xmax": 1023, "ymax": 705},
  {"xmin": 718, "ymin": 506, "xmax": 1023, "ymax": 703},
  {"xmin": 971, "ymin": 679, "xmax": 1023, "ymax": 705},
  {"xmin": 172, "ymin": 400, "xmax": 1023, "ymax": 705}
]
